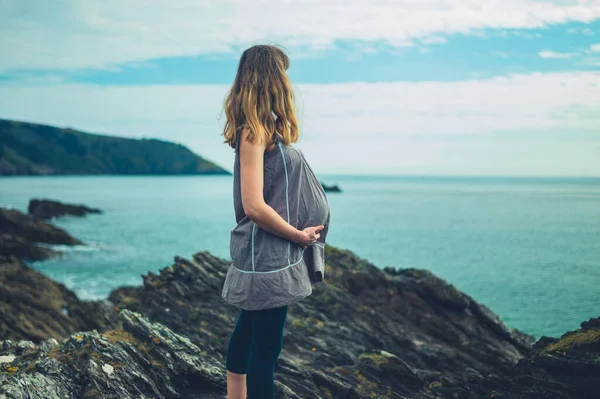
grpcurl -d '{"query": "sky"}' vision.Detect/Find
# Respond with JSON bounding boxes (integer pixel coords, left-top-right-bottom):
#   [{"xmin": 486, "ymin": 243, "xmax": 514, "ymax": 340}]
[{"xmin": 0, "ymin": 0, "xmax": 599, "ymax": 176}]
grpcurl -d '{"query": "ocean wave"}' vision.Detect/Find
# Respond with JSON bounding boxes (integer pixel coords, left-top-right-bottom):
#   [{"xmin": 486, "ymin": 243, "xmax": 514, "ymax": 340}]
[{"xmin": 38, "ymin": 243, "xmax": 103, "ymax": 252}]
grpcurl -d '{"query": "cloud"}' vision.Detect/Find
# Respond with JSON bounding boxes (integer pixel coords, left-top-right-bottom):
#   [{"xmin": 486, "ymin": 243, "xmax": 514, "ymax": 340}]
[
  {"xmin": 539, "ymin": 50, "xmax": 579, "ymax": 59},
  {"xmin": 1, "ymin": 0, "xmax": 600, "ymax": 72},
  {"xmin": 0, "ymin": 71, "xmax": 599, "ymax": 175},
  {"xmin": 491, "ymin": 51, "xmax": 510, "ymax": 58},
  {"xmin": 538, "ymin": 43, "xmax": 600, "ymax": 65},
  {"xmin": 582, "ymin": 56, "xmax": 600, "ymax": 65},
  {"xmin": 419, "ymin": 37, "xmax": 448, "ymax": 45},
  {"xmin": 535, "ymin": 42, "xmax": 600, "ymax": 66},
  {"xmin": 539, "ymin": 41, "xmax": 600, "ymax": 59},
  {"xmin": 298, "ymin": 72, "xmax": 600, "ymax": 137},
  {"xmin": 567, "ymin": 27, "xmax": 597, "ymax": 35}
]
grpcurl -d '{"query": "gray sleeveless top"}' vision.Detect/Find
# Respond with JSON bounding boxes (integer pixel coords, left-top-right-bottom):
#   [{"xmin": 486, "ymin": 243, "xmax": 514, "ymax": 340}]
[{"xmin": 221, "ymin": 131, "xmax": 331, "ymax": 310}]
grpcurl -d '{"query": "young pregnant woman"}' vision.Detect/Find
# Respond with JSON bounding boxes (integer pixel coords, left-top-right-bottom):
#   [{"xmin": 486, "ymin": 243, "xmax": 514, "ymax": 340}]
[{"xmin": 221, "ymin": 45, "xmax": 331, "ymax": 399}]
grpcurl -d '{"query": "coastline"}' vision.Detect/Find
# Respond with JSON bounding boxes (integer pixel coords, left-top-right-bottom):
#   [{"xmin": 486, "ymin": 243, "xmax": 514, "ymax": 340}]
[{"xmin": 1, "ymin": 204, "xmax": 598, "ymax": 397}]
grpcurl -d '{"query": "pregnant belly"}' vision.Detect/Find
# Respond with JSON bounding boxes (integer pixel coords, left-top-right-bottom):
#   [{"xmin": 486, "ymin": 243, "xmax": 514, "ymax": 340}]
[{"xmin": 297, "ymin": 175, "xmax": 330, "ymax": 230}]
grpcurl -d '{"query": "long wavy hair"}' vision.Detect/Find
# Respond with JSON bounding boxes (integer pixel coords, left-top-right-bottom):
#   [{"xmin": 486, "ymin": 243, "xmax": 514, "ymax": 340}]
[{"xmin": 222, "ymin": 44, "xmax": 299, "ymax": 149}]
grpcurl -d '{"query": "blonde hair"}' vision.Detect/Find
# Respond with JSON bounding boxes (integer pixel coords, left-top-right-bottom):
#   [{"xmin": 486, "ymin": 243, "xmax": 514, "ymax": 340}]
[{"xmin": 222, "ymin": 44, "xmax": 299, "ymax": 149}]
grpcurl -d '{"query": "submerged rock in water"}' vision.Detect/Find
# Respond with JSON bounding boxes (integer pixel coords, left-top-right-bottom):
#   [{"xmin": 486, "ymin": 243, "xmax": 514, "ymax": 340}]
[
  {"xmin": 0, "ymin": 255, "xmax": 118, "ymax": 343},
  {"xmin": 320, "ymin": 182, "xmax": 342, "ymax": 192},
  {"xmin": 0, "ymin": 309, "xmax": 227, "ymax": 399},
  {"xmin": 28, "ymin": 198, "xmax": 102, "ymax": 220},
  {"xmin": 0, "ymin": 208, "xmax": 83, "ymax": 261}
]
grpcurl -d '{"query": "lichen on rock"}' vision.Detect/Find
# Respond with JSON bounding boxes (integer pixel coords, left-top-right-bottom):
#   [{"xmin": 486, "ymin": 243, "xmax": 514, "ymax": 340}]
[{"xmin": 0, "ymin": 309, "xmax": 227, "ymax": 399}]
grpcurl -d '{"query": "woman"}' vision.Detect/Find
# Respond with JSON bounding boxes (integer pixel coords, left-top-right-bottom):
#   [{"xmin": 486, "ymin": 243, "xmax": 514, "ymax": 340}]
[{"xmin": 221, "ymin": 44, "xmax": 331, "ymax": 399}]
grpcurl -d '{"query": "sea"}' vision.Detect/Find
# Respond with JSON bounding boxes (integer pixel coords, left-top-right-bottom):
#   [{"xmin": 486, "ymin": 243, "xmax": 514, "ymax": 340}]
[{"xmin": 1, "ymin": 175, "xmax": 599, "ymax": 340}]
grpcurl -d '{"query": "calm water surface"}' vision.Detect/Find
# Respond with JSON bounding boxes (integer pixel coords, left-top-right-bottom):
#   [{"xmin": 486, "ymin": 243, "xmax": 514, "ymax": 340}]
[{"xmin": 1, "ymin": 175, "xmax": 599, "ymax": 339}]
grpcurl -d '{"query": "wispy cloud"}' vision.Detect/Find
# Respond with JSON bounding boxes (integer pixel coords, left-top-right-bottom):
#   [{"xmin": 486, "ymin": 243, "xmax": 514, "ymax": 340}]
[
  {"xmin": 583, "ymin": 58, "xmax": 600, "ymax": 66},
  {"xmin": 582, "ymin": 42, "xmax": 600, "ymax": 65},
  {"xmin": 1, "ymin": 1, "xmax": 600, "ymax": 72},
  {"xmin": 538, "ymin": 42, "xmax": 600, "ymax": 59},
  {"xmin": 1, "ymin": 71, "xmax": 598, "ymax": 175},
  {"xmin": 567, "ymin": 27, "xmax": 596, "ymax": 35},
  {"xmin": 539, "ymin": 50, "xmax": 579, "ymax": 59},
  {"xmin": 491, "ymin": 51, "xmax": 510, "ymax": 59},
  {"xmin": 420, "ymin": 37, "xmax": 448, "ymax": 45}
]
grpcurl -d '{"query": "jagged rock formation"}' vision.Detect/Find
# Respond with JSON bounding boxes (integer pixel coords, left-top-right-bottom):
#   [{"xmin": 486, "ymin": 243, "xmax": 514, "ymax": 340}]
[
  {"xmin": 0, "ymin": 208, "xmax": 82, "ymax": 260},
  {"xmin": 109, "ymin": 246, "xmax": 535, "ymax": 398},
  {"xmin": 28, "ymin": 198, "xmax": 102, "ymax": 220},
  {"xmin": 470, "ymin": 316, "xmax": 600, "ymax": 399},
  {"xmin": 1, "ymin": 242, "xmax": 597, "ymax": 398},
  {"xmin": 0, "ymin": 255, "xmax": 118, "ymax": 343},
  {"xmin": 0, "ymin": 309, "xmax": 226, "ymax": 399}
]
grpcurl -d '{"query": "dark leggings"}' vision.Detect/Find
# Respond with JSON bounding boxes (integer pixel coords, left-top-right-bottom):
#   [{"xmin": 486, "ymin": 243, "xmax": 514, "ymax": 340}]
[{"xmin": 226, "ymin": 305, "xmax": 288, "ymax": 399}]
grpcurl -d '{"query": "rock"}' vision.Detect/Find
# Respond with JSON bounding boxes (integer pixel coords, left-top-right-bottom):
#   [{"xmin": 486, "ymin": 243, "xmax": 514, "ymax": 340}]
[
  {"xmin": 109, "ymin": 246, "xmax": 536, "ymax": 398},
  {"xmin": 0, "ymin": 208, "xmax": 83, "ymax": 260},
  {"xmin": 28, "ymin": 198, "xmax": 102, "ymax": 220},
  {"xmin": 0, "ymin": 255, "xmax": 118, "ymax": 343},
  {"xmin": 109, "ymin": 253, "xmax": 232, "ymax": 359},
  {"xmin": 1, "ymin": 225, "xmax": 596, "ymax": 398},
  {"xmin": 320, "ymin": 182, "xmax": 342, "ymax": 193},
  {"xmin": 471, "ymin": 316, "xmax": 600, "ymax": 398},
  {"xmin": 0, "ymin": 309, "xmax": 227, "ymax": 399},
  {"xmin": 0, "ymin": 354, "xmax": 15, "ymax": 363},
  {"xmin": 0, "ymin": 232, "xmax": 59, "ymax": 261},
  {"xmin": 0, "ymin": 208, "xmax": 82, "ymax": 246}
]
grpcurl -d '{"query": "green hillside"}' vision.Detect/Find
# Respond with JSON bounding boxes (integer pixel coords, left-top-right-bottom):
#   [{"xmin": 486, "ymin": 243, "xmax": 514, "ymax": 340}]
[{"xmin": 0, "ymin": 119, "xmax": 229, "ymax": 176}]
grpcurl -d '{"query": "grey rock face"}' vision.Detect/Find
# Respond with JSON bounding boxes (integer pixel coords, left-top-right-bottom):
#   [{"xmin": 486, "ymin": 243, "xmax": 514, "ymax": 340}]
[
  {"xmin": 2, "ymin": 243, "xmax": 597, "ymax": 398},
  {"xmin": 0, "ymin": 208, "xmax": 82, "ymax": 261},
  {"xmin": 110, "ymin": 247, "xmax": 536, "ymax": 398},
  {"xmin": 0, "ymin": 309, "xmax": 227, "ymax": 399},
  {"xmin": 0, "ymin": 255, "xmax": 118, "ymax": 343},
  {"xmin": 28, "ymin": 199, "xmax": 102, "ymax": 220}
]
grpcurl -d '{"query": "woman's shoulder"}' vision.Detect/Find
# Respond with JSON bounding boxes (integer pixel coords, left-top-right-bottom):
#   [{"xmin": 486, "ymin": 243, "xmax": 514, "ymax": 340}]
[{"xmin": 285, "ymin": 143, "xmax": 305, "ymax": 159}]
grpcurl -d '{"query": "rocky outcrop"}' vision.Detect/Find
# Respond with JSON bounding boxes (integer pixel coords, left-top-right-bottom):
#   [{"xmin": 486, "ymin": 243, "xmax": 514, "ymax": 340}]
[
  {"xmin": 0, "ymin": 309, "xmax": 227, "ymax": 399},
  {"xmin": 0, "ymin": 208, "xmax": 83, "ymax": 260},
  {"xmin": 0, "ymin": 233, "xmax": 57, "ymax": 261},
  {"xmin": 320, "ymin": 182, "xmax": 342, "ymax": 192},
  {"xmin": 28, "ymin": 198, "xmax": 102, "ymax": 220},
  {"xmin": 109, "ymin": 246, "xmax": 535, "ymax": 398},
  {"xmin": 469, "ymin": 316, "xmax": 600, "ymax": 399},
  {"xmin": 1, "ymin": 239, "xmax": 597, "ymax": 398},
  {"xmin": 0, "ymin": 255, "xmax": 118, "ymax": 343},
  {"xmin": 0, "ymin": 208, "xmax": 82, "ymax": 246}
]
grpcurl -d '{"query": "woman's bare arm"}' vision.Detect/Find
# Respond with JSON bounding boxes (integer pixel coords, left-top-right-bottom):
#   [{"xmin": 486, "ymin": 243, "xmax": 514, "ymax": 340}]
[{"xmin": 238, "ymin": 127, "xmax": 322, "ymax": 245}]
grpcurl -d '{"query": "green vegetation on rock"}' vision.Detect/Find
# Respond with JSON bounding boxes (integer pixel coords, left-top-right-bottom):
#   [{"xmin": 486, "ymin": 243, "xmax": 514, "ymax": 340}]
[
  {"xmin": 543, "ymin": 329, "xmax": 600, "ymax": 353},
  {"xmin": 0, "ymin": 119, "xmax": 229, "ymax": 175}
]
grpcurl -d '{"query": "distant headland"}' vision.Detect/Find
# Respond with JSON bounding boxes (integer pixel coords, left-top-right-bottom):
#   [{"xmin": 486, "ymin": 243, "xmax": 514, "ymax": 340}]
[{"xmin": 0, "ymin": 119, "xmax": 229, "ymax": 176}]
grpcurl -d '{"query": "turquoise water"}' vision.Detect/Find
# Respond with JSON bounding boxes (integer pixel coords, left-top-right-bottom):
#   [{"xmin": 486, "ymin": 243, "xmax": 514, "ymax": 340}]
[{"xmin": 1, "ymin": 175, "xmax": 599, "ymax": 339}]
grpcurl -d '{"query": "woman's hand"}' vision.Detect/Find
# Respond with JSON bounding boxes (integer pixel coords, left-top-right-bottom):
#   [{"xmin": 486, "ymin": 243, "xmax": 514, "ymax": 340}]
[{"xmin": 295, "ymin": 225, "xmax": 325, "ymax": 248}]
